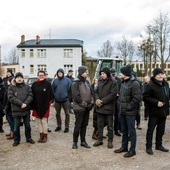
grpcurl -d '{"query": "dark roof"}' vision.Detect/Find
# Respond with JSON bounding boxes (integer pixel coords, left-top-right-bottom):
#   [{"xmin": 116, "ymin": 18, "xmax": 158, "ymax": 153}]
[{"xmin": 17, "ymin": 39, "xmax": 83, "ymax": 48}]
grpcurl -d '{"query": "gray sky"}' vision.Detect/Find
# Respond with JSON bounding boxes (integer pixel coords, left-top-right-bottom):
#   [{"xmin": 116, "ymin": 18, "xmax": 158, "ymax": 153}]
[{"xmin": 0, "ymin": 0, "xmax": 170, "ymax": 59}]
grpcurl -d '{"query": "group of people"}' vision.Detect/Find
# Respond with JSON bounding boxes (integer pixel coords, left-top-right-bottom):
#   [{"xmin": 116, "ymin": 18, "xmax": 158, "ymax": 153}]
[{"xmin": 0, "ymin": 65, "xmax": 169, "ymax": 158}]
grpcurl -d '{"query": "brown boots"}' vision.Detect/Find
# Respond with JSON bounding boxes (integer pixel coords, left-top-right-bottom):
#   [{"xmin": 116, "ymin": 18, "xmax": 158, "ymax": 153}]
[
  {"xmin": 7, "ymin": 131, "xmax": 14, "ymax": 140},
  {"xmin": 92, "ymin": 129, "xmax": 98, "ymax": 140},
  {"xmin": 38, "ymin": 133, "xmax": 47, "ymax": 143}
]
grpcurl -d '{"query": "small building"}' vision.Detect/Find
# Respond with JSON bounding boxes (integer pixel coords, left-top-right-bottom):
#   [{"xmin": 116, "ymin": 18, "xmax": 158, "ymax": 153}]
[{"xmin": 16, "ymin": 35, "xmax": 83, "ymax": 78}]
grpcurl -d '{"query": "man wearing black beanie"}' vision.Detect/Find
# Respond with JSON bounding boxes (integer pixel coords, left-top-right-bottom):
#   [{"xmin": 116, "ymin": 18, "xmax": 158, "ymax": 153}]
[
  {"xmin": 115, "ymin": 65, "xmax": 141, "ymax": 158},
  {"xmin": 143, "ymin": 68, "xmax": 169, "ymax": 155}
]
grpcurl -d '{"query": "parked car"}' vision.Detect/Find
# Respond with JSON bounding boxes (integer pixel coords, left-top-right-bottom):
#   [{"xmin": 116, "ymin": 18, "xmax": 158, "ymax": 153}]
[{"xmin": 26, "ymin": 77, "xmax": 53, "ymax": 86}]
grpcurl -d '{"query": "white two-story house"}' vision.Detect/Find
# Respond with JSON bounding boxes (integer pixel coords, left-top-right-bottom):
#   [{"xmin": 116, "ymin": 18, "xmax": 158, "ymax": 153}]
[{"xmin": 17, "ymin": 35, "xmax": 83, "ymax": 78}]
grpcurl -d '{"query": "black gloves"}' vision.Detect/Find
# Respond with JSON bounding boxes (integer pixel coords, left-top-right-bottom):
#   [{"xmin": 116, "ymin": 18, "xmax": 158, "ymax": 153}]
[{"xmin": 86, "ymin": 103, "xmax": 94, "ymax": 111}]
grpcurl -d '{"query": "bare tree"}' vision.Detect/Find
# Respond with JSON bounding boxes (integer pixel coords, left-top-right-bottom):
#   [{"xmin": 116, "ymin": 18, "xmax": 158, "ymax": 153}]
[
  {"xmin": 115, "ymin": 36, "xmax": 136, "ymax": 65},
  {"xmin": 97, "ymin": 40, "xmax": 114, "ymax": 58},
  {"xmin": 8, "ymin": 47, "xmax": 19, "ymax": 64}
]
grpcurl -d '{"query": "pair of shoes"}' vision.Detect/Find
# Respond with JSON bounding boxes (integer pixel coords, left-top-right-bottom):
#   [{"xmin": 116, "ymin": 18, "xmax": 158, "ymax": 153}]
[
  {"xmin": 7, "ymin": 136, "xmax": 14, "ymax": 140},
  {"xmin": 146, "ymin": 148, "xmax": 153, "ymax": 155},
  {"xmin": 26, "ymin": 139, "xmax": 35, "ymax": 144},
  {"xmin": 64, "ymin": 128, "xmax": 69, "ymax": 133},
  {"xmin": 93, "ymin": 141, "xmax": 103, "ymax": 147},
  {"xmin": 115, "ymin": 132, "xmax": 121, "ymax": 136},
  {"xmin": 48, "ymin": 129, "xmax": 51, "ymax": 132},
  {"xmin": 72, "ymin": 142, "xmax": 78, "ymax": 149},
  {"xmin": 155, "ymin": 146, "xmax": 169, "ymax": 152},
  {"xmin": 124, "ymin": 151, "xmax": 136, "ymax": 158},
  {"xmin": 13, "ymin": 141, "xmax": 20, "ymax": 147},
  {"xmin": 108, "ymin": 141, "xmax": 113, "ymax": 149},
  {"xmin": 81, "ymin": 141, "xmax": 91, "ymax": 148},
  {"xmin": 114, "ymin": 147, "xmax": 128, "ymax": 153},
  {"xmin": 55, "ymin": 127, "xmax": 61, "ymax": 131}
]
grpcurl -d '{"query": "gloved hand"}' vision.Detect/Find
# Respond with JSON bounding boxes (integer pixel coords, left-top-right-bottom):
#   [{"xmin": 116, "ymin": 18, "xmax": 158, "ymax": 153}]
[
  {"xmin": 95, "ymin": 99, "xmax": 102, "ymax": 107},
  {"xmin": 86, "ymin": 103, "xmax": 94, "ymax": 111}
]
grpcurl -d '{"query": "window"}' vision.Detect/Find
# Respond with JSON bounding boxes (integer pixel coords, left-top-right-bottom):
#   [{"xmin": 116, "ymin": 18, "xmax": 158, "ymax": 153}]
[
  {"xmin": 37, "ymin": 49, "xmax": 46, "ymax": 58},
  {"xmin": 30, "ymin": 65, "xmax": 34, "ymax": 74},
  {"xmin": 168, "ymin": 64, "xmax": 170, "ymax": 68},
  {"xmin": 64, "ymin": 49, "xmax": 73, "ymax": 58},
  {"xmin": 168, "ymin": 71, "xmax": 170, "ymax": 75},
  {"xmin": 21, "ymin": 49, "xmax": 25, "ymax": 57},
  {"xmin": 37, "ymin": 65, "xmax": 46, "ymax": 71},
  {"xmin": 30, "ymin": 49, "xmax": 34, "ymax": 58},
  {"xmin": 64, "ymin": 64, "xmax": 73, "ymax": 73},
  {"xmin": 156, "ymin": 64, "xmax": 159, "ymax": 68},
  {"xmin": 140, "ymin": 64, "xmax": 143, "ymax": 69}
]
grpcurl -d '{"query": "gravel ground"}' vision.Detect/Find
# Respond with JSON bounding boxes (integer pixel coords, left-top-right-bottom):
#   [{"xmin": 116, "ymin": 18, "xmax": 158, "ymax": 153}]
[{"xmin": 0, "ymin": 105, "xmax": 170, "ymax": 170}]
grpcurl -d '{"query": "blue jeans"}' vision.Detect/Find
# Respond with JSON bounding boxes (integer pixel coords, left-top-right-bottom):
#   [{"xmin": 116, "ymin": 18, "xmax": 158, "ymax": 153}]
[
  {"xmin": 13, "ymin": 115, "xmax": 32, "ymax": 142},
  {"xmin": 120, "ymin": 114, "xmax": 136, "ymax": 151},
  {"xmin": 6, "ymin": 115, "xmax": 14, "ymax": 132}
]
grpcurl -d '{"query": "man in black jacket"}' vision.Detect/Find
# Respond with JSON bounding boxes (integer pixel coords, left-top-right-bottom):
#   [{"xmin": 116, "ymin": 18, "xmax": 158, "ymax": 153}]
[
  {"xmin": 114, "ymin": 65, "xmax": 141, "ymax": 158},
  {"xmin": 143, "ymin": 68, "xmax": 169, "ymax": 155},
  {"xmin": 8, "ymin": 72, "xmax": 35, "ymax": 146},
  {"xmin": 93, "ymin": 67, "xmax": 118, "ymax": 149}
]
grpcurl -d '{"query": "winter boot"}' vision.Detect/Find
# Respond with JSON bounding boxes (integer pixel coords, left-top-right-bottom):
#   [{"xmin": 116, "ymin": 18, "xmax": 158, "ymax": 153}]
[
  {"xmin": 92, "ymin": 129, "xmax": 98, "ymax": 140},
  {"xmin": 38, "ymin": 133, "xmax": 44, "ymax": 143},
  {"xmin": 7, "ymin": 131, "xmax": 14, "ymax": 140},
  {"xmin": 42, "ymin": 134, "xmax": 47, "ymax": 143},
  {"xmin": 108, "ymin": 139, "xmax": 113, "ymax": 149}
]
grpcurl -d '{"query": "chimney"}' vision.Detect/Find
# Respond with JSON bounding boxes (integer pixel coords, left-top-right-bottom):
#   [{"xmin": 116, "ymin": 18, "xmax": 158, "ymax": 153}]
[
  {"xmin": 36, "ymin": 35, "xmax": 40, "ymax": 44},
  {"xmin": 21, "ymin": 35, "xmax": 25, "ymax": 44}
]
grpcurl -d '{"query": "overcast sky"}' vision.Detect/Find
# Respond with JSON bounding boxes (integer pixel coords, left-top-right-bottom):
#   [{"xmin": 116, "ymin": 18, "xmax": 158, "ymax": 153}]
[{"xmin": 0, "ymin": 0, "xmax": 170, "ymax": 60}]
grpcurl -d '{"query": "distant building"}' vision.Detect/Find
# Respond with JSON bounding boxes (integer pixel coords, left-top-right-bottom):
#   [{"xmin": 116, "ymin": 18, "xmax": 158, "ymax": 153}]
[{"xmin": 16, "ymin": 35, "xmax": 83, "ymax": 78}]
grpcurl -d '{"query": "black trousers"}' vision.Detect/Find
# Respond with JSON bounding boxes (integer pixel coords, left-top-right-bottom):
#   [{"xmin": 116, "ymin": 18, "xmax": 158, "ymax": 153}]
[
  {"xmin": 97, "ymin": 113, "xmax": 113, "ymax": 142},
  {"xmin": 73, "ymin": 111, "xmax": 90, "ymax": 143},
  {"xmin": 146, "ymin": 116, "xmax": 166, "ymax": 148}
]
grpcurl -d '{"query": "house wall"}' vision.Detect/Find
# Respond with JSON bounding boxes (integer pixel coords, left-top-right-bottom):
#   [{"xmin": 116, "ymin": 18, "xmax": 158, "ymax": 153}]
[{"xmin": 19, "ymin": 47, "xmax": 82, "ymax": 78}]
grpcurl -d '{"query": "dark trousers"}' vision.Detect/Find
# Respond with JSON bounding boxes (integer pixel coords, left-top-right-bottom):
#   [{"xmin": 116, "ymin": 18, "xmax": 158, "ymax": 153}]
[
  {"xmin": 144, "ymin": 102, "xmax": 150, "ymax": 118},
  {"xmin": 120, "ymin": 114, "xmax": 136, "ymax": 151},
  {"xmin": 135, "ymin": 102, "xmax": 141, "ymax": 125},
  {"xmin": 6, "ymin": 115, "xmax": 14, "ymax": 132},
  {"xmin": 114, "ymin": 104, "xmax": 120, "ymax": 133},
  {"xmin": 13, "ymin": 115, "xmax": 31, "ymax": 142},
  {"xmin": 93, "ymin": 106, "xmax": 98, "ymax": 130},
  {"xmin": 55, "ymin": 101, "xmax": 70, "ymax": 128},
  {"xmin": 98, "ymin": 113, "xmax": 113, "ymax": 142},
  {"xmin": 73, "ymin": 111, "xmax": 89, "ymax": 143},
  {"xmin": 146, "ymin": 116, "xmax": 166, "ymax": 148}
]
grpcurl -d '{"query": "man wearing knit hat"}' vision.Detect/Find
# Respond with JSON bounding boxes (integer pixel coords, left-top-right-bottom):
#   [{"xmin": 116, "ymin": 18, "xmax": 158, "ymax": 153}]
[
  {"xmin": 93, "ymin": 67, "xmax": 118, "ymax": 149},
  {"xmin": 143, "ymin": 68, "xmax": 169, "ymax": 155},
  {"xmin": 8, "ymin": 72, "xmax": 35, "ymax": 146},
  {"xmin": 114, "ymin": 65, "xmax": 141, "ymax": 158},
  {"xmin": 71, "ymin": 66, "xmax": 94, "ymax": 149}
]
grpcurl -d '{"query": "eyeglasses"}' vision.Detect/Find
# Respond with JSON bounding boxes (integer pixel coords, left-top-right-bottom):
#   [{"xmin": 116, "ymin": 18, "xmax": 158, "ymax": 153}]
[{"xmin": 38, "ymin": 75, "xmax": 45, "ymax": 77}]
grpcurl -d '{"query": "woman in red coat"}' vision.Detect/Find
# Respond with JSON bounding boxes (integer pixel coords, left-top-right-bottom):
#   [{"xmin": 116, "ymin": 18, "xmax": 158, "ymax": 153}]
[{"xmin": 31, "ymin": 70, "xmax": 54, "ymax": 143}]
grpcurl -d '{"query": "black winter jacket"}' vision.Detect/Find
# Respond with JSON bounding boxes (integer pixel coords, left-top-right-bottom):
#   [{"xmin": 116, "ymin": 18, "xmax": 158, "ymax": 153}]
[
  {"xmin": 117, "ymin": 75, "xmax": 141, "ymax": 116},
  {"xmin": 95, "ymin": 76, "xmax": 118, "ymax": 115},
  {"xmin": 143, "ymin": 77, "xmax": 170, "ymax": 117},
  {"xmin": 8, "ymin": 81, "xmax": 33, "ymax": 117}
]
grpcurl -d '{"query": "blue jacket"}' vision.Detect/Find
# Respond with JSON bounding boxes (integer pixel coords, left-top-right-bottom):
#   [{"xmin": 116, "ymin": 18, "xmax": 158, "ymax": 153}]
[{"xmin": 52, "ymin": 68, "xmax": 71, "ymax": 102}]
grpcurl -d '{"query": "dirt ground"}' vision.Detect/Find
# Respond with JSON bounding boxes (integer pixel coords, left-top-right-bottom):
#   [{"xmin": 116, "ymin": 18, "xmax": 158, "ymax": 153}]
[{"xmin": 0, "ymin": 105, "xmax": 170, "ymax": 170}]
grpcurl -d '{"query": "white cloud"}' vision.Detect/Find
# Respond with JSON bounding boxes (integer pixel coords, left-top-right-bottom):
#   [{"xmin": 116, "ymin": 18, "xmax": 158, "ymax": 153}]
[{"xmin": 0, "ymin": 0, "xmax": 170, "ymax": 58}]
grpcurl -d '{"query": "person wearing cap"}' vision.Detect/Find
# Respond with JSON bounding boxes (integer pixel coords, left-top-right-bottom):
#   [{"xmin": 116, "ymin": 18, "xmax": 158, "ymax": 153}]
[
  {"xmin": 71, "ymin": 66, "xmax": 94, "ymax": 149},
  {"xmin": 65, "ymin": 70, "xmax": 74, "ymax": 114},
  {"xmin": 93, "ymin": 67, "xmax": 118, "ymax": 149},
  {"xmin": 143, "ymin": 68, "xmax": 169, "ymax": 155},
  {"xmin": 52, "ymin": 68, "xmax": 71, "ymax": 133},
  {"xmin": 114, "ymin": 65, "xmax": 141, "ymax": 158},
  {"xmin": 8, "ymin": 72, "xmax": 35, "ymax": 146},
  {"xmin": 110, "ymin": 68, "xmax": 122, "ymax": 136}
]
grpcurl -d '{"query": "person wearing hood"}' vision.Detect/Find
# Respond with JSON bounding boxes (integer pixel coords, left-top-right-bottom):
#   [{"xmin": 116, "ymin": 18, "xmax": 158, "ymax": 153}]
[
  {"xmin": 52, "ymin": 68, "xmax": 71, "ymax": 133},
  {"xmin": 31, "ymin": 70, "xmax": 54, "ymax": 143},
  {"xmin": 71, "ymin": 66, "xmax": 94, "ymax": 149},
  {"xmin": 8, "ymin": 72, "xmax": 35, "ymax": 146},
  {"xmin": 114, "ymin": 65, "xmax": 141, "ymax": 158},
  {"xmin": 143, "ymin": 68, "xmax": 169, "ymax": 155},
  {"xmin": 93, "ymin": 67, "xmax": 118, "ymax": 149},
  {"xmin": 0, "ymin": 77, "xmax": 6, "ymax": 133}
]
